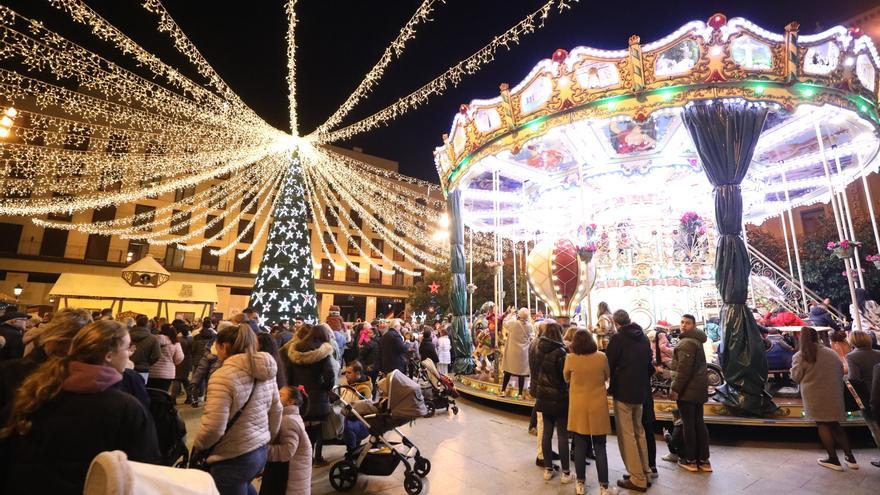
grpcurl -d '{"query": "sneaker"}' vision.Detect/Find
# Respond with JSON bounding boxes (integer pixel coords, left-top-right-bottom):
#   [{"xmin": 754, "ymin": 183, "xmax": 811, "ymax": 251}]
[
  {"xmin": 649, "ymin": 467, "xmax": 659, "ymax": 479},
  {"xmin": 599, "ymin": 485, "xmax": 618, "ymax": 495},
  {"xmin": 576, "ymin": 480, "xmax": 586, "ymax": 495},
  {"xmin": 871, "ymin": 459, "xmax": 880, "ymax": 468},
  {"xmin": 616, "ymin": 479, "xmax": 647, "ymax": 492},
  {"xmin": 561, "ymin": 471, "xmax": 573, "ymax": 484},
  {"xmin": 662, "ymin": 452, "xmax": 679, "ymax": 463},
  {"xmin": 678, "ymin": 460, "xmax": 699, "ymax": 472},
  {"xmin": 844, "ymin": 456, "xmax": 858, "ymax": 470},
  {"xmin": 698, "ymin": 461, "xmax": 713, "ymax": 472},
  {"xmin": 528, "ymin": 427, "xmax": 538, "ymax": 436},
  {"xmin": 543, "ymin": 468, "xmax": 555, "ymax": 481},
  {"xmin": 535, "ymin": 457, "xmax": 560, "ymax": 469},
  {"xmin": 817, "ymin": 458, "xmax": 844, "ymax": 472}
]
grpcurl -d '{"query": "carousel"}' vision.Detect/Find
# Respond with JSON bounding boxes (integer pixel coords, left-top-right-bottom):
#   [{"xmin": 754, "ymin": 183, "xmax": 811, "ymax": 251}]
[{"xmin": 435, "ymin": 14, "xmax": 880, "ymax": 426}]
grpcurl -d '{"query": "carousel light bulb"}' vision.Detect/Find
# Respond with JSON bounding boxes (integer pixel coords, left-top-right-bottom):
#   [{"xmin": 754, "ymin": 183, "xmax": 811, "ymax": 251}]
[
  {"xmin": 439, "ymin": 213, "xmax": 450, "ymax": 228},
  {"xmin": 710, "ymin": 45, "xmax": 723, "ymax": 56},
  {"xmin": 0, "ymin": 116, "xmax": 12, "ymax": 127},
  {"xmin": 753, "ymin": 85, "xmax": 765, "ymax": 94},
  {"xmin": 4, "ymin": 107, "xmax": 16, "ymax": 118},
  {"xmin": 844, "ymin": 57, "xmax": 855, "ymax": 67}
]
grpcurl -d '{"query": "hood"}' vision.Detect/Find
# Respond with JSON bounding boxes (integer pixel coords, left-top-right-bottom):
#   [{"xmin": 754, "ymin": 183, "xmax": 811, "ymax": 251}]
[
  {"xmin": 62, "ymin": 361, "xmax": 122, "ymax": 393},
  {"xmin": 537, "ymin": 336, "xmax": 565, "ymax": 353},
  {"xmin": 809, "ymin": 306, "xmax": 828, "ymax": 317},
  {"xmin": 223, "ymin": 351, "xmax": 277, "ymax": 381},
  {"xmin": 196, "ymin": 328, "xmax": 216, "ymax": 339},
  {"xmin": 618, "ymin": 323, "xmax": 648, "ymax": 342},
  {"xmin": 287, "ymin": 341, "xmax": 334, "ymax": 365},
  {"xmin": 129, "ymin": 326, "xmax": 151, "ymax": 342},
  {"xmin": 680, "ymin": 328, "xmax": 707, "ymax": 344}
]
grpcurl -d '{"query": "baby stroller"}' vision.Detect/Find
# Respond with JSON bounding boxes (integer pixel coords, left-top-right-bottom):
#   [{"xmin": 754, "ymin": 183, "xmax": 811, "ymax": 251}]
[
  {"xmin": 146, "ymin": 388, "xmax": 189, "ymax": 468},
  {"xmin": 329, "ymin": 370, "xmax": 431, "ymax": 495},
  {"xmin": 417, "ymin": 358, "xmax": 459, "ymax": 417}
]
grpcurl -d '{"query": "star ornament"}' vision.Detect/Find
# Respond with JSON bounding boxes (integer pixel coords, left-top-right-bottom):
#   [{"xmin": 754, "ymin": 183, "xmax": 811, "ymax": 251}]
[{"xmin": 428, "ymin": 281, "xmax": 440, "ymax": 294}]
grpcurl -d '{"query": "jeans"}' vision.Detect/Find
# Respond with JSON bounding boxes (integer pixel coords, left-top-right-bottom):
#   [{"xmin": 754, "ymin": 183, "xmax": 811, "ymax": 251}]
[
  {"xmin": 574, "ymin": 434, "xmax": 607, "ymax": 485},
  {"xmin": 642, "ymin": 394, "xmax": 656, "ymax": 469},
  {"xmin": 676, "ymin": 400, "xmax": 709, "ymax": 462},
  {"xmin": 343, "ymin": 418, "xmax": 369, "ymax": 453},
  {"xmin": 614, "ymin": 400, "xmax": 650, "ymax": 488},
  {"xmin": 541, "ymin": 412, "xmax": 570, "ymax": 472},
  {"xmin": 210, "ymin": 445, "xmax": 267, "ymax": 495}
]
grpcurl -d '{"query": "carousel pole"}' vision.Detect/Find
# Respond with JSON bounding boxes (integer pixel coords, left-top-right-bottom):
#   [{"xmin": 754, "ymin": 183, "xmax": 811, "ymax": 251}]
[
  {"xmin": 525, "ymin": 240, "xmax": 532, "ymax": 315},
  {"xmin": 468, "ymin": 228, "xmax": 474, "ymax": 327},
  {"xmin": 781, "ymin": 169, "xmax": 809, "ymax": 313},
  {"xmin": 833, "ymin": 147, "xmax": 865, "ymax": 288},
  {"xmin": 861, "ymin": 172, "xmax": 880, "ymax": 251},
  {"xmin": 815, "ymin": 121, "xmax": 861, "ymax": 331},
  {"xmin": 779, "ymin": 212, "xmax": 795, "ymax": 278},
  {"xmin": 492, "ymin": 169, "xmax": 500, "ymax": 314}
]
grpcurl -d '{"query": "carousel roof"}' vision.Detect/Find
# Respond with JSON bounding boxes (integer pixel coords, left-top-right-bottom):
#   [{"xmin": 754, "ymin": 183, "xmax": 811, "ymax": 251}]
[{"xmin": 434, "ymin": 14, "xmax": 880, "ymax": 240}]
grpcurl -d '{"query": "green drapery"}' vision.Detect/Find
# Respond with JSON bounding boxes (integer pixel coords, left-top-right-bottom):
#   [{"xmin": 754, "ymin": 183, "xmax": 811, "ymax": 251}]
[{"xmin": 447, "ymin": 190, "xmax": 476, "ymax": 374}]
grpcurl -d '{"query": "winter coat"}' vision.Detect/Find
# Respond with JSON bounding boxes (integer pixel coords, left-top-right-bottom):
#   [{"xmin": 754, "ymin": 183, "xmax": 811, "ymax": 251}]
[
  {"xmin": 531, "ymin": 337, "xmax": 569, "ymax": 416},
  {"xmin": 850, "ymin": 300, "xmax": 880, "ymax": 330},
  {"xmin": 791, "ymin": 344, "xmax": 846, "ymax": 422},
  {"xmin": 809, "ymin": 306, "xmax": 840, "ymax": 331},
  {"xmin": 437, "ymin": 336, "xmax": 452, "ymax": 365},
  {"xmin": 175, "ymin": 335, "xmax": 193, "ymax": 380},
  {"xmin": 0, "ymin": 346, "xmax": 46, "ymax": 413},
  {"xmin": 649, "ymin": 330, "xmax": 674, "ymax": 367},
  {"xmin": 831, "ymin": 341, "xmax": 851, "ymax": 374},
  {"xmin": 130, "ymin": 326, "xmax": 161, "ymax": 373},
  {"xmin": 379, "ymin": 329, "xmax": 408, "ymax": 374},
  {"xmin": 670, "ymin": 329, "xmax": 709, "ymax": 403},
  {"xmin": 419, "ymin": 339, "xmax": 439, "ymax": 364},
  {"xmin": 0, "ymin": 362, "xmax": 160, "ymax": 495},
  {"xmin": 527, "ymin": 338, "xmax": 542, "ymax": 396},
  {"xmin": 191, "ymin": 328, "xmax": 216, "ymax": 371},
  {"xmin": 191, "ymin": 351, "xmax": 221, "ymax": 386},
  {"xmin": 564, "ymin": 351, "xmax": 611, "ymax": 435},
  {"xmin": 594, "ymin": 313, "xmax": 615, "ymax": 350},
  {"xmin": 341, "ymin": 375, "xmax": 373, "ymax": 403},
  {"xmin": 285, "ymin": 342, "xmax": 337, "ymax": 420},
  {"xmin": 115, "ymin": 368, "xmax": 151, "ymax": 409},
  {"xmin": 275, "ymin": 330, "xmax": 293, "ymax": 349},
  {"xmin": 358, "ymin": 337, "xmax": 380, "ymax": 374},
  {"xmin": 605, "ymin": 322, "xmax": 653, "ymax": 405},
  {"xmin": 872, "ymin": 363, "xmax": 880, "ymax": 416},
  {"xmin": 846, "ymin": 348, "xmax": 880, "ymax": 400},
  {"xmin": 265, "ymin": 404, "xmax": 312, "ymax": 495},
  {"xmin": 0, "ymin": 323, "xmax": 23, "ymax": 361},
  {"xmin": 326, "ymin": 315, "xmax": 344, "ymax": 332},
  {"xmin": 149, "ymin": 335, "xmax": 184, "ymax": 380},
  {"xmin": 194, "ymin": 352, "xmax": 282, "ymax": 463},
  {"xmin": 766, "ymin": 311, "xmax": 805, "ymax": 328},
  {"xmin": 501, "ymin": 317, "xmax": 532, "ymax": 376}
]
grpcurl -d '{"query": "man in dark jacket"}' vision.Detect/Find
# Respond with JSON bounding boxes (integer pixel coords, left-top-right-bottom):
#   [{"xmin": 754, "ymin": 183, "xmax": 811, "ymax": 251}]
[
  {"xmin": 670, "ymin": 314, "xmax": 711, "ymax": 473},
  {"xmin": 808, "ymin": 303, "xmax": 840, "ymax": 331},
  {"xmin": 129, "ymin": 315, "xmax": 160, "ymax": 383},
  {"xmin": 379, "ymin": 320, "xmax": 407, "ymax": 375},
  {"xmin": 606, "ymin": 310, "xmax": 653, "ymax": 492},
  {"xmin": 0, "ymin": 312, "xmax": 28, "ymax": 361}
]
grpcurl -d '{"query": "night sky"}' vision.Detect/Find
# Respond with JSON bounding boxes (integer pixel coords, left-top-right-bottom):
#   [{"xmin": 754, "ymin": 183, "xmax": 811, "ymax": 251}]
[{"xmin": 8, "ymin": 0, "xmax": 879, "ymax": 182}]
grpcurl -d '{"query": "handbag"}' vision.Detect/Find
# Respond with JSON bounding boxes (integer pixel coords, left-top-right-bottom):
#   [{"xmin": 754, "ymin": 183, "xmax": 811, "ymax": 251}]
[
  {"xmin": 322, "ymin": 404, "xmax": 345, "ymax": 440},
  {"xmin": 189, "ymin": 379, "xmax": 257, "ymax": 471}
]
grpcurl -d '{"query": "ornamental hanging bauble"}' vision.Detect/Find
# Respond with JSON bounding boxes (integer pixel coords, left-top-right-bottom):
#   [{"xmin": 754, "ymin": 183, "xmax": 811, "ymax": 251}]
[{"xmin": 527, "ymin": 237, "xmax": 596, "ymax": 321}]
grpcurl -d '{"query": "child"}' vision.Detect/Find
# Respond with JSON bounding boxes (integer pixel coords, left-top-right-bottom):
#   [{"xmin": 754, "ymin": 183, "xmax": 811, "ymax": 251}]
[
  {"xmin": 261, "ymin": 386, "xmax": 313, "ymax": 495},
  {"xmin": 661, "ymin": 408, "xmax": 684, "ymax": 463},
  {"xmin": 437, "ymin": 328, "xmax": 452, "ymax": 375}
]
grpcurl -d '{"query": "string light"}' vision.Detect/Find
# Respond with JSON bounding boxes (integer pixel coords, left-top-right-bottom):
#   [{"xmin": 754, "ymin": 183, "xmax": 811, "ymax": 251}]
[{"xmin": 285, "ymin": 0, "xmax": 299, "ymax": 135}]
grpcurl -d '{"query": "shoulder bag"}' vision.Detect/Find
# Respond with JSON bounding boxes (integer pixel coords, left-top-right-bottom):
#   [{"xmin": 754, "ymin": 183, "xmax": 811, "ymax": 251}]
[{"xmin": 189, "ymin": 380, "xmax": 257, "ymax": 471}]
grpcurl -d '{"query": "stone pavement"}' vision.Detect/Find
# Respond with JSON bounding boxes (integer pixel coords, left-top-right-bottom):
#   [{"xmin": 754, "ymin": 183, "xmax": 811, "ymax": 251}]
[{"xmin": 182, "ymin": 396, "xmax": 879, "ymax": 494}]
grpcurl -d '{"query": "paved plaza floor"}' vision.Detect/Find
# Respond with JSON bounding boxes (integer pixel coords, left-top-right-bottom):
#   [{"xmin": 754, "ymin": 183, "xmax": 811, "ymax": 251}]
[{"xmin": 182, "ymin": 396, "xmax": 879, "ymax": 494}]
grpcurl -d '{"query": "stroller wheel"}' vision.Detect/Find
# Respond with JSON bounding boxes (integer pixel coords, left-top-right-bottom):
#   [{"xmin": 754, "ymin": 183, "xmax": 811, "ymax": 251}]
[
  {"xmin": 452, "ymin": 405, "xmax": 459, "ymax": 415},
  {"xmin": 329, "ymin": 461, "xmax": 358, "ymax": 491},
  {"xmin": 425, "ymin": 402, "xmax": 435, "ymax": 418},
  {"xmin": 404, "ymin": 472, "xmax": 423, "ymax": 495},
  {"xmin": 414, "ymin": 456, "xmax": 431, "ymax": 477}
]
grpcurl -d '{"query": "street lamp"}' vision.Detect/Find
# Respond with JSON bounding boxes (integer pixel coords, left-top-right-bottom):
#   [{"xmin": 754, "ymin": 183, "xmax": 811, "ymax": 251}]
[{"xmin": 13, "ymin": 284, "xmax": 23, "ymax": 300}]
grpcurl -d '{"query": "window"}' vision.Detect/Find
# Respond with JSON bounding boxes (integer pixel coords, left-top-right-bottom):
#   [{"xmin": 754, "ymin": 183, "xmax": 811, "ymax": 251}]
[
  {"xmin": 413, "ymin": 271, "xmax": 424, "ymax": 286},
  {"xmin": 345, "ymin": 263, "xmax": 360, "ymax": 283},
  {"xmin": 392, "ymin": 247, "xmax": 406, "ymax": 262},
  {"xmin": 392, "ymin": 268, "xmax": 404, "ymax": 286},
  {"xmin": 350, "ymin": 210, "xmax": 363, "ymax": 229},
  {"xmin": 325, "ymin": 207, "xmax": 338, "ymax": 227},
  {"xmin": 39, "ymin": 228, "xmax": 68, "ymax": 257},
  {"xmin": 174, "ymin": 186, "xmax": 196, "ymax": 202},
  {"xmin": 800, "ymin": 208, "xmax": 825, "ymax": 236},
  {"xmin": 170, "ymin": 210, "xmax": 191, "ymax": 235},
  {"xmin": 233, "ymin": 249, "xmax": 252, "ymax": 273},
  {"xmin": 0, "ymin": 223, "xmax": 22, "ymax": 254},
  {"xmin": 209, "ymin": 185, "xmax": 226, "ymax": 210},
  {"xmin": 164, "ymin": 243, "xmax": 186, "ymax": 268},
  {"xmin": 369, "ymin": 266, "xmax": 383, "ymax": 284},
  {"xmin": 127, "ymin": 240, "xmax": 149, "ymax": 262},
  {"xmin": 84, "ymin": 234, "xmax": 110, "ymax": 261},
  {"xmin": 133, "ymin": 204, "xmax": 156, "ymax": 231},
  {"xmin": 47, "ymin": 211, "xmax": 72, "ymax": 222},
  {"xmin": 370, "ymin": 238, "xmax": 384, "ymax": 258},
  {"xmin": 241, "ymin": 192, "xmax": 258, "ymax": 215},
  {"xmin": 320, "ymin": 259, "xmax": 335, "ymax": 280},
  {"xmin": 393, "ymin": 228, "xmax": 406, "ymax": 238},
  {"xmin": 323, "ymin": 232, "xmax": 336, "ymax": 253},
  {"xmin": 200, "ymin": 247, "xmax": 219, "ymax": 271},
  {"xmin": 347, "ymin": 236, "xmax": 361, "ymax": 256},
  {"xmin": 205, "ymin": 215, "xmax": 223, "ymax": 239},
  {"xmin": 238, "ymin": 219, "xmax": 254, "ymax": 244},
  {"xmin": 92, "ymin": 205, "xmax": 117, "ymax": 223}
]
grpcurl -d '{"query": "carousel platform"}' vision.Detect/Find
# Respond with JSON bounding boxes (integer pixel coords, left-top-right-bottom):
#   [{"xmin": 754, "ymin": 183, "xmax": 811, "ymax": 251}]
[{"xmin": 455, "ymin": 374, "xmax": 867, "ymax": 428}]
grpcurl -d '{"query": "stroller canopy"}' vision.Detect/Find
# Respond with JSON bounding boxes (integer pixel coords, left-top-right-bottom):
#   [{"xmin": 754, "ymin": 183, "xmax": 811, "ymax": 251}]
[{"xmin": 377, "ymin": 370, "xmax": 428, "ymax": 419}]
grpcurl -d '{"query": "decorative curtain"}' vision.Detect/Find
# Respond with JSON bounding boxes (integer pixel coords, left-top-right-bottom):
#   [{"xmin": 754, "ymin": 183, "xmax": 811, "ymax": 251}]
[
  {"xmin": 682, "ymin": 101, "xmax": 777, "ymax": 416},
  {"xmin": 447, "ymin": 190, "xmax": 476, "ymax": 374}
]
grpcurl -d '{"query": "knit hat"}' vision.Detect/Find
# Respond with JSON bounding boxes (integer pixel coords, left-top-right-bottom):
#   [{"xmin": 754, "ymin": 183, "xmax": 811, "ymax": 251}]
[{"xmin": 329, "ymin": 305, "xmax": 341, "ymax": 316}]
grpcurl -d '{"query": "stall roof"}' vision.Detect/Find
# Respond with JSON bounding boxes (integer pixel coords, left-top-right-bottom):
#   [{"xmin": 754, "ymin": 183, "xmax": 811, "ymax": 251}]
[{"xmin": 49, "ymin": 273, "xmax": 218, "ymax": 303}]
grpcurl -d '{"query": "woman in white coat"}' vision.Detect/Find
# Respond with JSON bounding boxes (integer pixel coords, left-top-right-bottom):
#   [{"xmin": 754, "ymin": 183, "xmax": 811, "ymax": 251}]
[{"xmin": 501, "ymin": 308, "xmax": 532, "ymax": 397}]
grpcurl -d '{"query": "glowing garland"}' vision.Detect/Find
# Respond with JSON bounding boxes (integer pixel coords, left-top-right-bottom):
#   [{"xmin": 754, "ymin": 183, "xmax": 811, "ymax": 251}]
[{"xmin": 285, "ymin": 0, "xmax": 298, "ymax": 134}]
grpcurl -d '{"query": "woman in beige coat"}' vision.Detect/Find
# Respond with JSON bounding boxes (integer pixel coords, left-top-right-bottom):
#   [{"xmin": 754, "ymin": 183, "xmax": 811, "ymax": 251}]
[{"xmin": 564, "ymin": 330, "xmax": 612, "ymax": 495}]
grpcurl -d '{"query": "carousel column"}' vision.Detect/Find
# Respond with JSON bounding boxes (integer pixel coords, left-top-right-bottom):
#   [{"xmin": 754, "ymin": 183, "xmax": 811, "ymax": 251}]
[
  {"xmin": 861, "ymin": 172, "xmax": 880, "ymax": 251},
  {"xmin": 833, "ymin": 147, "xmax": 865, "ymax": 288},
  {"xmin": 447, "ymin": 189, "xmax": 476, "ymax": 374},
  {"xmin": 781, "ymin": 169, "xmax": 808, "ymax": 312},
  {"xmin": 682, "ymin": 100, "xmax": 776, "ymax": 415}
]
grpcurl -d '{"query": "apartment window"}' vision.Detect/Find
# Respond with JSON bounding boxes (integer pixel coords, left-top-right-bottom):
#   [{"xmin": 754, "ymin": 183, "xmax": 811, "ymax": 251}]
[
  {"xmin": 392, "ymin": 269, "xmax": 404, "ymax": 286},
  {"xmin": 800, "ymin": 208, "xmax": 825, "ymax": 236},
  {"xmin": 325, "ymin": 206, "xmax": 338, "ymax": 227},
  {"xmin": 347, "ymin": 236, "xmax": 361, "ymax": 256},
  {"xmin": 127, "ymin": 240, "xmax": 149, "ymax": 262},
  {"xmin": 170, "ymin": 210, "xmax": 191, "ymax": 235},
  {"xmin": 413, "ymin": 271, "xmax": 424, "ymax": 286},
  {"xmin": 370, "ymin": 238, "xmax": 384, "ymax": 258},
  {"xmin": 0, "ymin": 223, "xmax": 22, "ymax": 254},
  {"xmin": 133, "ymin": 204, "xmax": 156, "ymax": 231},
  {"xmin": 345, "ymin": 262, "xmax": 360, "ymax": 283},
  {"xmin": 241, "ymin": 192, "xmax": 258, "ymax": 215},
  {"xmin": 392, "ymin": 247, "xmax": 406, "ymax": 262},
  {"xmin": 350, "ymin": 210, "xmax": 363, "ymax": 229},
  {"xmin": 238, "ymin": 219, "xmax": 254, "ymax": 244},
  {"xmin": 320, "ymin": 259, "xmax": 335, "ymax": 280},
  {"xmin": 200, "ymin": 247, "xmax": 219, "ymax": 271},
  {"xmin": 323, "ymin": 232, "xmax": 336, "ymax": 253},
  {"xmin": 393, "ymin": 228, "xmax": 406, "ymax": 238},
  {"xmin": 98, "ymin": 169, "xmax": 122, "ymax": 192},
  {"xmin": 174, "ymin": 186, "xmax": 196, "ymax": 202},
  {"xmin": 369, "ymin": 266, "xmax": 383, "ymax": 285},
  {"xmin": 233, "ymin": 249, "xmax": 252, "ymax": 273},
  {"xmin": 209, "ymin": 185, "xmax": 226, "ymax": 210},
  {"xmin": 39, "ymin": 228, "xmax": 68, "ymax": 257},
  {"xmin": 205, "ymin": 215, "xmax": 223, "ymax": 239},
  {"xmin": 164, "ymin": 243, "xmax": 186, "ymax": 269},
  {"xmin": 47, "ymin": 211, "xmax": 73, "ymax": 222},
  {"xmin": 84, "ymin": 234, "xmax": 111, "ymax": 261},
  {"xmin": 93, "ymin": 205, "xmax": 117, "ymax": 223}
]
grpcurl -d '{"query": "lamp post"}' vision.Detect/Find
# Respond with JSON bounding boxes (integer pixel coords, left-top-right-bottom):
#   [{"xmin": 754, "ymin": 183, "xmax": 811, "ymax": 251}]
[{"xmin": 13, "ymin": 284, "xmax": 23, "ymax": 302}]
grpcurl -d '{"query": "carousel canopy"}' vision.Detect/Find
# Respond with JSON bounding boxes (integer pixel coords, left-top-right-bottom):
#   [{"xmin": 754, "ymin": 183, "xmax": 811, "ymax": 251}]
[{"xmin": 434, "ymin": 15, "xmax": 880, "ymax": 241}]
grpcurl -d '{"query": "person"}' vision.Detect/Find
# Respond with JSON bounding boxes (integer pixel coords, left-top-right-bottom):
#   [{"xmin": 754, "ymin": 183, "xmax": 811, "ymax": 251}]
[
  {"xmin": 284, "ymin": 324, "xmax": 337, "ymax": 466},
  {"xmin": 340, "ymin": 361, "xmax": 372, "ymax": 453},
  {"xmin": 809, "ymin": 303, "xmax": 840, "ymax": 331},
  {"xmin": 565, "ymin": 330, "xmax": 612, "ymax": 495},
  {"xmin": 258, "ymin": 332, "xmax": 288, "ymax": 391},
  {"xmin": 846, "ymin": 330, "xmax": 880, "ymax": 404},
  {"xmin": 532, "ymin": 322, "xmax": 572, "ymax": 484},
  {"xmin": 418, "ymin": 327, "xmax": 439, "ymax": 364},
  {"xmin": 670, "ymin": 314, "xmax": 711, "ymax": 473},
  {"xmin": 0, "ymin": 320, "xmax": 160, "ymax": 494},
  {"xmin": 0, "ymin": 312, "xmax": 28, "ymax": 361},
  {"xmin": 501, "ymin": 308, "xmax": 532, "ymax": 397},
  {"xmin": 379, "ymin": 319, "xmax": 408, "ymax": 375},
  {"xmin": 260, "ymin": 386, "xmax": 312, "ymax": 495},
  {"xmin": 437, "ymin": 327, "xmax": 452, "ymax": 375},
  {"xmin": 190, "ymin": 341, "xmax": 222, "ymax": 408},
  {"xmin": 130, "ymin": 315, "xmax": 161, "ymax": 383},
  {"xmin": 873, "ymin": 363, "xmax": 880, "ymax": 468},
  {"xmin": 649, "ymin": 327, "xmax": 674, "ymax": 368},
  {"xmin": 851, "ymin": 288, "xmax": 880, "ymax": 331},
  {"xmin": 791, "ymin": 326, "xmax": 857, "ymax": 471},
  {"xmin": 171, "ymin": 319, "xmax": 194, "ymax": 403},
  {"xmin": 661, "ymin": 408, "xmax": 685, "ymax": 463},
  {"xmin": 147, "ymin": 324, "xmax": 184, "ymax": 392},
  {"xmin": 830, "ymin": 330, "xmax": 852, "ymax": 374},
  {"xmin": 606, "ymin": 309, "xmax": 653, "ymax": 492},
  {"xmin": 357, "ymin": 324, "xmax": 380, "ymax": 381},
  {"xmin": 193, "ymin": 323, "xmax": 282, "ymax": 495},
  {"xmin": 274, "ymin": 322, "xmax": 294, "ymax": 349},
  {"xmin": 242, "ymin": 307, "xmax": 262, "ymax": 334},
  {"xmin": 528, "ymin": 319, "xmax": 556, "ymax": 468},
  {"xmin": 562, "ymin": 326, "xmax": 578, "ymax": 351},
  {"xmin": 191, "ymin": 318, "xmax": 218, "ymax": 404},
  {"xmin": 325, "ymin": 305, "xmax": 344, "ymax": 333},
  {"xmin": 593, "ymin": 302, "xmax": 614, "ymax": 351}
]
